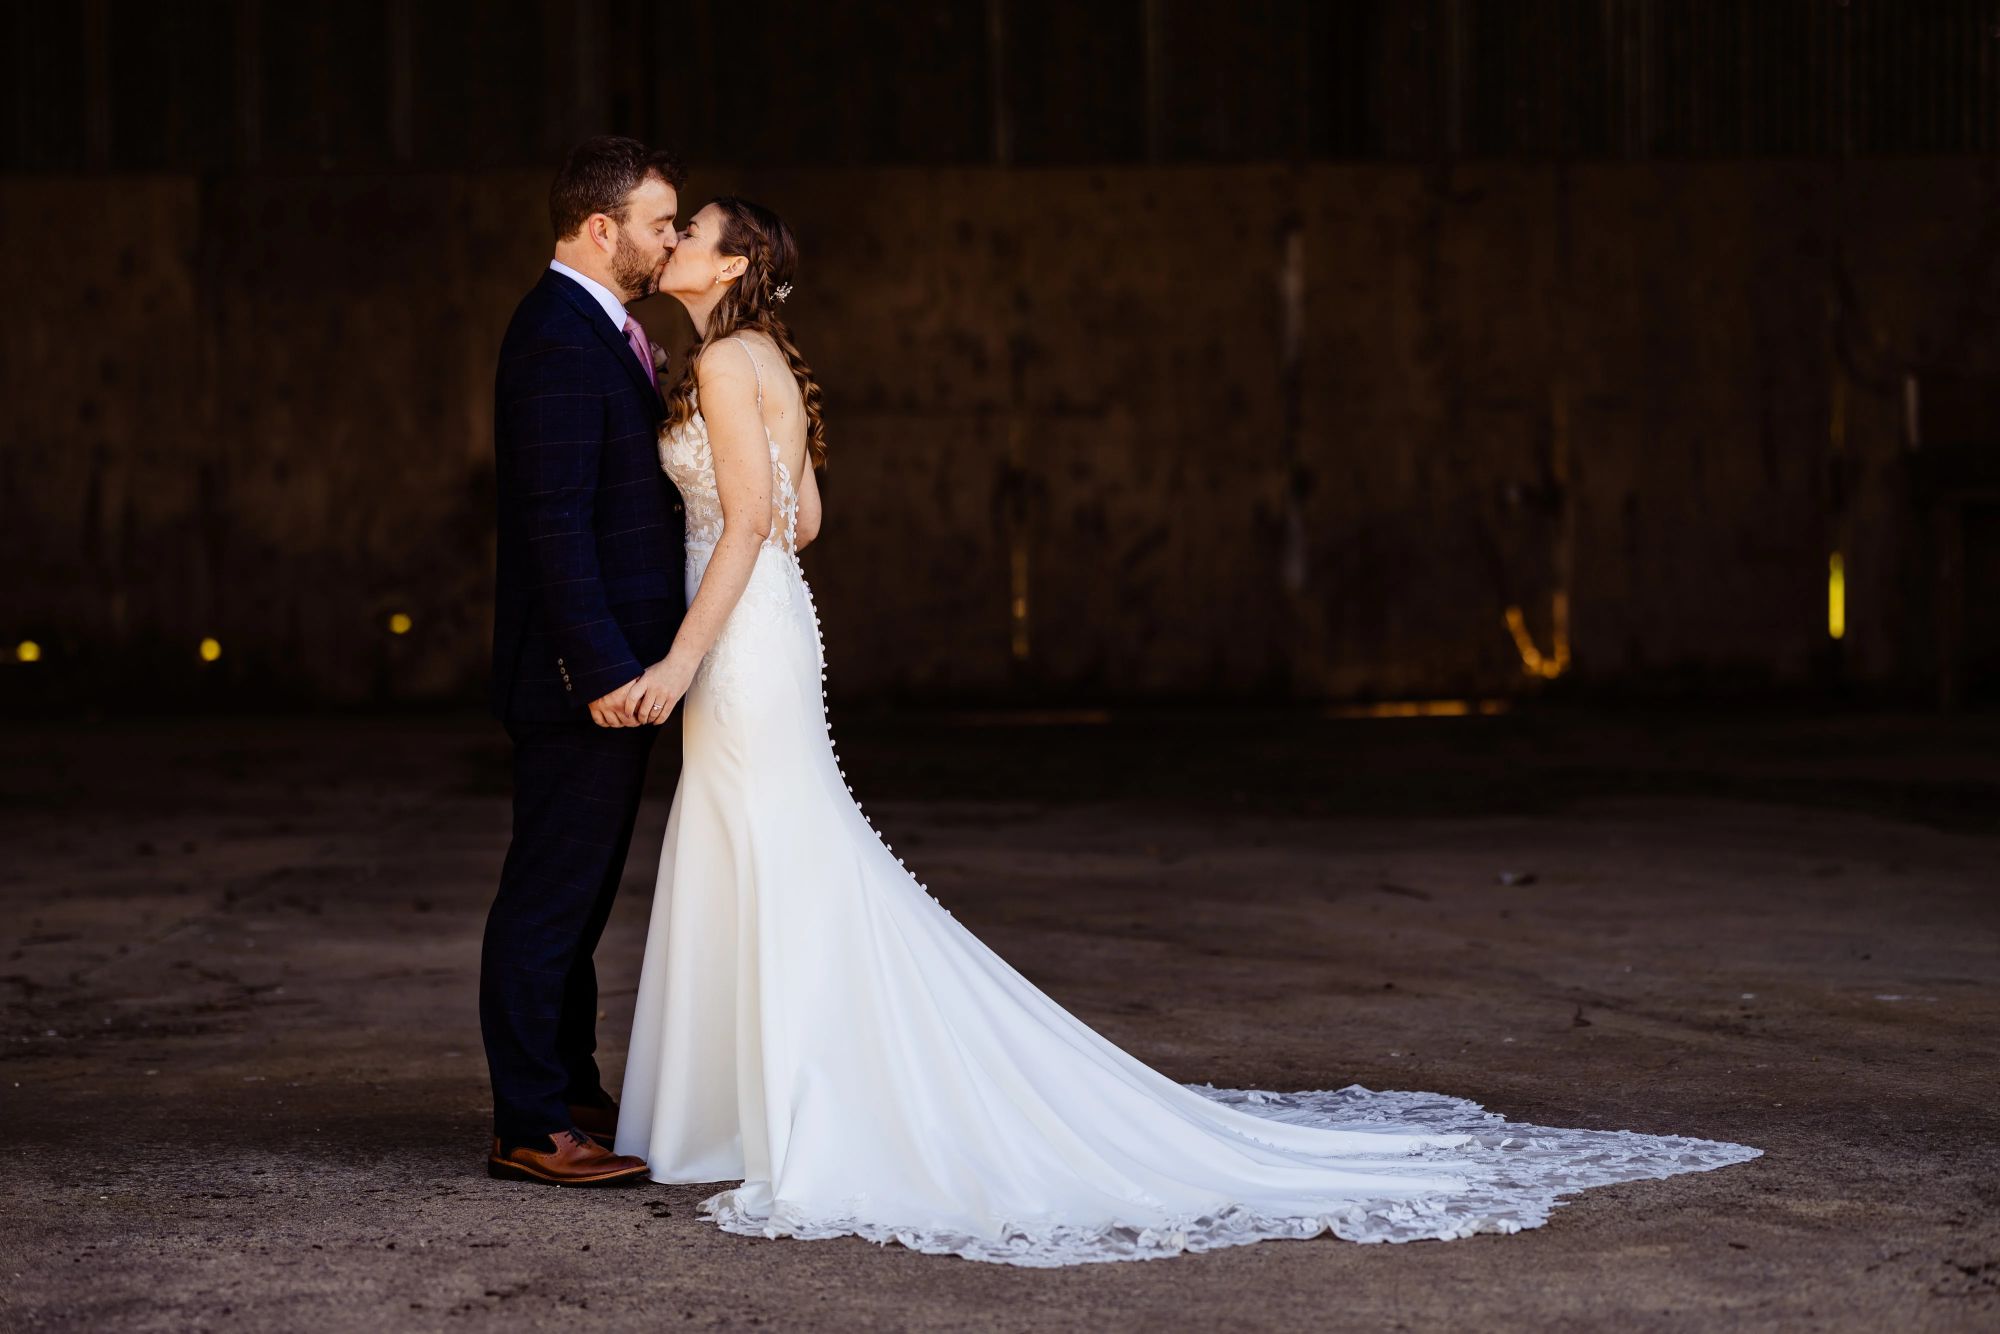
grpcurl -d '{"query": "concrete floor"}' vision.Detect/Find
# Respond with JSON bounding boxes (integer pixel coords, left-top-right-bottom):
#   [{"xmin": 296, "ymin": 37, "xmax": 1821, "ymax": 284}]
[{"xmin": 0, "ymin": 707, "xmax": 1995, "ymax": 1332}]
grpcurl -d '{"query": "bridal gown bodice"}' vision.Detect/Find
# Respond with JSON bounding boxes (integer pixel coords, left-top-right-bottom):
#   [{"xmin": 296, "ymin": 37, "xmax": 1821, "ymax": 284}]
[
  {"xmin": 654, "ymin": 376, "xmax": 809, "ymax": 729},
  {"xmin": 620, "ymin": 347, "xmax": 1760, "ymax": 1266}
]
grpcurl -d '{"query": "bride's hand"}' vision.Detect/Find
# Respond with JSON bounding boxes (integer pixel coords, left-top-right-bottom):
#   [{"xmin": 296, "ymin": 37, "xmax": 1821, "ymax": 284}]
[{"xmin": 627, "ymin": 655, "xmax": 692, "ymax": 726}]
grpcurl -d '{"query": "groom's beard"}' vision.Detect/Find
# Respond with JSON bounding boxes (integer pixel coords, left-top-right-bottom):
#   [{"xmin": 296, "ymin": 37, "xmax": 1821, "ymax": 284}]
[{"xmin": 611, "ymin": 229, "xmax": 656, "ymax": 301}]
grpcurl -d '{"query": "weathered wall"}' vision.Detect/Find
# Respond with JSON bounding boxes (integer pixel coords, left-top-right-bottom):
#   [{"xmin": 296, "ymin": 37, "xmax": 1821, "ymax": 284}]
[{"xmin": 4, "ymin": 161, "xmax": 1994, "ymax": 704}]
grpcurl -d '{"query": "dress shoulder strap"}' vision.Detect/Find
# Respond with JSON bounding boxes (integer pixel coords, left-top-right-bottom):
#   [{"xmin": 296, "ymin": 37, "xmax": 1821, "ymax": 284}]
[{"xmin": 729, "ymin": 335, "xmax": 764, "ymax": 405}]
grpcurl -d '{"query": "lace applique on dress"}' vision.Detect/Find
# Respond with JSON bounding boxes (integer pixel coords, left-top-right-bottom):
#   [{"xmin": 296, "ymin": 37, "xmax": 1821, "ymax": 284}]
[
  {"xmin": 656, "ymin": 337, "xmax": 805, "ymax": 724},
  {"xmin": 694, "ymin": 1081, "xmax": 1761, "ymax": 1265},
  {"xmin": 656, "ymin": 338, "xmax": 799, "ymax": 556}
]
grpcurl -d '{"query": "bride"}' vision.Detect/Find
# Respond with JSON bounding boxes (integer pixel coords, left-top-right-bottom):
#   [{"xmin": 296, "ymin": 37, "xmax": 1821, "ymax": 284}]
[{"xmin": 612, "ymin": 197, "xmax": 1760, "ymax": 1267}]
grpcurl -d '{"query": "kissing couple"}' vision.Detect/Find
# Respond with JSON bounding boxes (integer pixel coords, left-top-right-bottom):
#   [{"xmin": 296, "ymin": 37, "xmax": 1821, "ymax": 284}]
[{"xmin": 478, "ymin": 135, "xmax": 1760, "ymax": 1267}]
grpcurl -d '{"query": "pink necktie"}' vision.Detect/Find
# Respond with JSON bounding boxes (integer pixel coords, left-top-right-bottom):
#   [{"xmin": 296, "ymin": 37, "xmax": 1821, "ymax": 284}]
[{"xmin": 623, "ymin": 316, "xmax": 658, "ymax": 394}]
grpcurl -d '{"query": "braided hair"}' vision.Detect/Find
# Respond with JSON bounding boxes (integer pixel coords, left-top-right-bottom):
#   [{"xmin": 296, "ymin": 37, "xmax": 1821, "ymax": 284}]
[{"xmin": 663, "ymin": 197, "xmax": 828, "ymax": 469}]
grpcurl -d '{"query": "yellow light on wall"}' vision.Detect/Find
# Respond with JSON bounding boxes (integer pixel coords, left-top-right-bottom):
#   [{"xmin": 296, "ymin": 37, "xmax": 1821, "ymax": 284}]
[
  {"xmin": 1504, "ymin": 600, "xmax": 1570, "ymax": 680},
  {"xmin": 1828, "ymin": 552, "xmax": 1846, "ymax": 640},
  {"xmin": 15, "ymin": 640, "xmax": 40, "ymax": 663},
  {"xmin": 1324, "ymin": 699, "xmax": 1511, "ymax": 719},
  {"xmin": 198, "ymin": 637, "xmax": 222, "ymax": 662},
  {"xmin": 388, "ymin": 612, "xmax": 413, "ymax": 635}
]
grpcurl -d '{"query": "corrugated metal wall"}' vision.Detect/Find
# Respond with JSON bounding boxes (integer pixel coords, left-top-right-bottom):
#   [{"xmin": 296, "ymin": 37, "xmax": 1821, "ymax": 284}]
[{"xmin": 9, "ymin": 1, "xmax": 1999, "ymax": 173}]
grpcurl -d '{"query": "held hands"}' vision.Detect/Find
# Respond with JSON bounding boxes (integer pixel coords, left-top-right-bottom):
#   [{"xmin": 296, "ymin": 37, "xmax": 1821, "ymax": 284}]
[
  {"xmin": 587, "ymin": 678, "xmax": 646, "ymax": 729},
  {"xmin": 588, "ymin": 660, "xmax": 691, "ymax": 728}
]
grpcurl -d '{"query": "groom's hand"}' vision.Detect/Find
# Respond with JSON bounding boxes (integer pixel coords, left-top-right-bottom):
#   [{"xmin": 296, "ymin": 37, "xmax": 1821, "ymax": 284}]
[{"xmin": 588, "ymin": 677, "xmax": 642, "ymax": 728}]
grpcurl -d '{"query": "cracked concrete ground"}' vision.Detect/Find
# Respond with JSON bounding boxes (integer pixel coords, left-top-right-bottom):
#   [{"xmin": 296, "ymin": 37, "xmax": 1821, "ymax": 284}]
[{"xmin": 0, "ymin": 708, "xmax": 1995, "ymax": 1331}]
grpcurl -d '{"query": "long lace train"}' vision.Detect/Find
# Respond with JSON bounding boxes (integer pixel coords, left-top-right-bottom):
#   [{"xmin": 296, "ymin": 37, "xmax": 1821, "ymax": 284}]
[{"xmin": 695, "ymin": 1084, "xmax": 1762, "ymax": 1267}]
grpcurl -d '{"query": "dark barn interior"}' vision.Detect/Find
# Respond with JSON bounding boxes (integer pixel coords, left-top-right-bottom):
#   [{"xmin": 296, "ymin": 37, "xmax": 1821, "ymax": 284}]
[{"xmin": 2, "ymin": 3, "xmax": 1997, "ymax": 1330}]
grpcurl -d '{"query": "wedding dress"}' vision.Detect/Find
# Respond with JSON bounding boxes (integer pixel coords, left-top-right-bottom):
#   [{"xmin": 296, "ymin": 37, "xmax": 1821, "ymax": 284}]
[{"xmin": 617, "ymin": 339, "xmax": 1761, "ymax": 1266}]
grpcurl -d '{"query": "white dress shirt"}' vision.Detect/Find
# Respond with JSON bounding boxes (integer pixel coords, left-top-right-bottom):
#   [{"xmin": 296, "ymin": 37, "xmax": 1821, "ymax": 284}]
[{"xmin": 548, "ymin": 259, "xmax": 629, "ymax": 331}]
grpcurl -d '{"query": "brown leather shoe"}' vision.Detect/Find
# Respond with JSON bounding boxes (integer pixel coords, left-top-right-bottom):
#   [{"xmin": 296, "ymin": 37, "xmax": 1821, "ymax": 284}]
[
  {"xmin": 487, "ymin": 1129, "xmax": 649, "ymax": 1186},
  {"xmin": 568, "ymin": 1101, "xmax": 618, "ymax": 1148}
]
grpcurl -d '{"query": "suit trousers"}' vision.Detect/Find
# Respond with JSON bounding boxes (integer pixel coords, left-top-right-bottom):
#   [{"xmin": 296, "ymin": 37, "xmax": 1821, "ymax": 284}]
[{"xmin": 481, "ymin": 716, "xmax": 658, "ymax": 1146}]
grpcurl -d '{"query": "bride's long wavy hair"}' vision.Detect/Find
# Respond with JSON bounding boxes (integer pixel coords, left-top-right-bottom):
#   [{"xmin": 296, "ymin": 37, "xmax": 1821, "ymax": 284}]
[{"xmin": 664, "ymin": 197, "xmax": 828, "ymax": 469}]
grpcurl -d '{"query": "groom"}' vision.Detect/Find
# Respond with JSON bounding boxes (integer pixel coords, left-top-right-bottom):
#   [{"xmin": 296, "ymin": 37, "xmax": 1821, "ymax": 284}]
[{"xmin": 483, "ymin": 136, "xmax": 687, "ymax": 1185}]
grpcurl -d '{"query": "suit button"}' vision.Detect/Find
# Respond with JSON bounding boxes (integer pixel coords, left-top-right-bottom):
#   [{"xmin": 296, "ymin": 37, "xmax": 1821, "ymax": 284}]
[{"xmin": 672, "ymin": 502, "xmax": 684, "ymax": 514}]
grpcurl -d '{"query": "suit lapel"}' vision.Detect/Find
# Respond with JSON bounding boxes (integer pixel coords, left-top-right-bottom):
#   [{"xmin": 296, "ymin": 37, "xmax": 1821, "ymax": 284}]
[{"xmin": 542, "ymin": 270, "xmax": 664, "ymax": 411}]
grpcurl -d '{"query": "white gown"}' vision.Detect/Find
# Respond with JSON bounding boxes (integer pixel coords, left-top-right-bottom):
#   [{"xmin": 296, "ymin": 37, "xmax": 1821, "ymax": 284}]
[{"xmin": 618, "ymin": 343, "xmax": 1761, "ymax": 1267}]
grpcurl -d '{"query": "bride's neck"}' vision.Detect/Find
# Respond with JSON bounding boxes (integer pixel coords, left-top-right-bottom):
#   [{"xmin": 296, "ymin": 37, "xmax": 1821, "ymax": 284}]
[{"xmin": 678, "ymin": 286, "xmax": 728, "ymax": 339}]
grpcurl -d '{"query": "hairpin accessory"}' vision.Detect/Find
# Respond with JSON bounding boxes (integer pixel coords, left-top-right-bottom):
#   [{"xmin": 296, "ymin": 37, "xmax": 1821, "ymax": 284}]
[{"xmin": 773, "ymin": 282, "xmax": 793, "ymax": 303}]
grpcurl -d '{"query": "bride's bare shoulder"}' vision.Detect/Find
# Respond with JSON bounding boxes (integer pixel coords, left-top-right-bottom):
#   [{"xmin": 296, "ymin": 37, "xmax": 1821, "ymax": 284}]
[{"xmin": 693, "ymin": 338, "xmax": 758, "ymax": 391}]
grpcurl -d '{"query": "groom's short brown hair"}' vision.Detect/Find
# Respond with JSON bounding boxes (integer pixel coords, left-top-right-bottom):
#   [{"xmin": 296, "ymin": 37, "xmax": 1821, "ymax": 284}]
[{"xmin": 549, "ymin": 136, "xmax": 687, "ymax": 240}]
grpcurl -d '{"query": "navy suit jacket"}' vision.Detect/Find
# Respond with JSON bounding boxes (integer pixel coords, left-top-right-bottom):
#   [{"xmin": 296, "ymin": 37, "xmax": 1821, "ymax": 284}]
[{"xmin": 490, "ymin": 269, "xmax": 687, "ymax": 721}]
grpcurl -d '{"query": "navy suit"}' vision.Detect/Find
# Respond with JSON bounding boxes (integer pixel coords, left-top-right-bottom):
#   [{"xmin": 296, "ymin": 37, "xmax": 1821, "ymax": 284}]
[{"xmin": 483, "ymin": 268, "xmax": 686, "ymax": 1147}]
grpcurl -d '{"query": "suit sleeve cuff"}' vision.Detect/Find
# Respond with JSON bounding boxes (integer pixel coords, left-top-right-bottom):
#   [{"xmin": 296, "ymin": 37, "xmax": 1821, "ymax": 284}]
[{"xmin": 565, "ymin": 650, "xmax": 645, "ymax": 705}]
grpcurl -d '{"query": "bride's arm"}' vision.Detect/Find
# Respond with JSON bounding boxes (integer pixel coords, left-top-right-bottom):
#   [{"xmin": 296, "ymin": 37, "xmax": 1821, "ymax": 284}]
[
  {"xmin": 794, "ymin": 458, "xmax": 822, "ymax": 550},
  {"xmin": 626, "ymin": 346, "xmax": 772, "ymax": 722}
]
